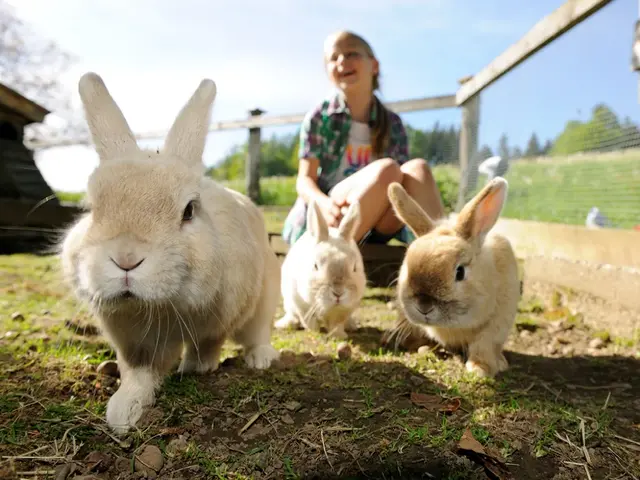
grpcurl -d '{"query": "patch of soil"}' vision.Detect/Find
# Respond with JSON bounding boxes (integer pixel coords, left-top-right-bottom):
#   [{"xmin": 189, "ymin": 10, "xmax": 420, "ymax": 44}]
[
  {"xmin": 522, "ymin": 278, "xmax": 640, "ymax": 339},
  {"xmin": 2, "ymin": 270, "xmax": 639, "ymax": 480}
]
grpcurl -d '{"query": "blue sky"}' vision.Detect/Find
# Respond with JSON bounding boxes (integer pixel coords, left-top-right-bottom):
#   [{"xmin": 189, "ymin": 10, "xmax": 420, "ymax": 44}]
[{"xmin": 7, "ymin": 0, "xmax": 638, "ymax": 192}]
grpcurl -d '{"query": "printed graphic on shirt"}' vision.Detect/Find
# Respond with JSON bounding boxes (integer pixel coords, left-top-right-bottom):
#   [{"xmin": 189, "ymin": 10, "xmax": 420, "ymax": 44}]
[
  {"xmin": 343, "ymin": 143, "xmax": 372, "ymax": 177},
  {"xmin": 331, "ymin": 121, "xmax": 374, "ymax": 186}
]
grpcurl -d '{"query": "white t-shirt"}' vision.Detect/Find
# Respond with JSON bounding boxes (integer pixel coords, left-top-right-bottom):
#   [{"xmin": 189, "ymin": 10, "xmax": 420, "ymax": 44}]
[{"xmin": 331, "ymin": 121, "xmax": 377, "ymax": 186}]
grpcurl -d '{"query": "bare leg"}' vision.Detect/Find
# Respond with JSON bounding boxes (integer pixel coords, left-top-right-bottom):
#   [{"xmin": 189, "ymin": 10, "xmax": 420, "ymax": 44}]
[
  {"xmin": 232, "ymin": 252, "xmax": 281, "ymax": 369},
  {"xmin": 375, "ymin": 159, "xmax": 446, "ymax": 235},
  {"xmin": 329, "ymin": 158, "xmax": 403, "ymax": 242}
]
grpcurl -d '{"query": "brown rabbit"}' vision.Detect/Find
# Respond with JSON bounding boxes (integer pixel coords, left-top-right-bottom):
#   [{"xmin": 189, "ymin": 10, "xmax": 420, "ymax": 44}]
[{"xmin": 385, "ymin": 178, "xmax": 519, "ymax": 377}]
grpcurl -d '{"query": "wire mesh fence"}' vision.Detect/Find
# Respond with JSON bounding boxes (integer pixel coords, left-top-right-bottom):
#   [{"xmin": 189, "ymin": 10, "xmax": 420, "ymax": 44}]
[{"xmin": 453, "ymin": 1, "xmax": 640, "ymax": 231}]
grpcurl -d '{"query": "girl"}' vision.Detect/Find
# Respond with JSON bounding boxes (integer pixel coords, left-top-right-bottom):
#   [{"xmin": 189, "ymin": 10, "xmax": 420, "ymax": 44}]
[{"xmin": 282, "ymin": 30, "xmax": 445, "ymax": 246}]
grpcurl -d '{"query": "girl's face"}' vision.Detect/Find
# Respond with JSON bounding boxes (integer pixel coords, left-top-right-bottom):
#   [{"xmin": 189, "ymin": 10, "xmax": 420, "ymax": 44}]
[{"xmin": 324, "ymin": 36, "xmax": 379, "ymax": 94}]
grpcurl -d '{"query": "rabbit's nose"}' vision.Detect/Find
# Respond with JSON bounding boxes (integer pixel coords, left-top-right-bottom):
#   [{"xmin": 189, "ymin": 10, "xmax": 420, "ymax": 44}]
[
  {"xmin": 332, "ymin": 289, "xmax": 345, "ymax": 301},
  {"xmin": 111, "ymin": 256, "xmax": 145, "ymax": 272}
]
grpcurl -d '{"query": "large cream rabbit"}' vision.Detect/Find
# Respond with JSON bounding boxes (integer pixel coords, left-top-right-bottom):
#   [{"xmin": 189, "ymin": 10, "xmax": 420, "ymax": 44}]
[
  {"xmin": 275, "ymin": 200, "xmax": 366, "ymax": 339},
  {"xmin": 386, "ymin": 178, "xmax": 519, "ymax": 377},
  {"xmin": 60, "ymin": 72, "xmax": 281, "ymax": 434}
]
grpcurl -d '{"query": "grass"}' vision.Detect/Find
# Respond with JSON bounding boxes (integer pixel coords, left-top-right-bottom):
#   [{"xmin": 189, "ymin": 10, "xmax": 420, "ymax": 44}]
[
  {"xmin": 55, "ymin": 152, "xmax": 640, "ymax": 230},
  {"xmin": 497, "ymin": 153, "xmax": 640, "ymax": 229},
  {"xmin": 1, "ymin": 240, "xmax": 639, "ymax": 478}
]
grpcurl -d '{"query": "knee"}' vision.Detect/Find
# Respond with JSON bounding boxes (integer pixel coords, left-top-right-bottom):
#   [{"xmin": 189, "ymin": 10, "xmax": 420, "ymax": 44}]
[
  {"xmin": 400, "ymin": 158, "xmax": 434, "ymax": 182},
  {"xmin": 373, "ymin": 158, "xmax": 403, "ymax": 187}
]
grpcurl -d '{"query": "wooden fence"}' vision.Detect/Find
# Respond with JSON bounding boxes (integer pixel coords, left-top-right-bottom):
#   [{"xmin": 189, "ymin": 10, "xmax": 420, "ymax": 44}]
[{"xmin": 24, "ymin": 0, "xmax": 616, "ymax": 212}]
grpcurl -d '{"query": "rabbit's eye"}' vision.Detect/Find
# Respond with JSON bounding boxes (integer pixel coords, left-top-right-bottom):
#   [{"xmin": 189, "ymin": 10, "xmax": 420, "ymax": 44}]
[
  {"xmin": 182, "ymin": 201, "xmax": 195, "ymax": 222},
  {"xmin": 455, "ymin": 265, "xmax": 466, "ymax": 282}
]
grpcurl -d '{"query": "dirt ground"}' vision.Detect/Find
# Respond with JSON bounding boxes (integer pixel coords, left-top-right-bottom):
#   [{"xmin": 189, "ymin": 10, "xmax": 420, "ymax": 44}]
[{"xmin": 0, "ymin": 254, "xmax": 639, "ymax": 480}]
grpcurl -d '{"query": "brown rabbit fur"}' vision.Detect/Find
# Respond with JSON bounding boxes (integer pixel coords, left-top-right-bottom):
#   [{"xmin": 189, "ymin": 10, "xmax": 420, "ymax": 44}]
[{"xmin": 386, "ymin": 178, "xmax": 519, "ymax": 377}]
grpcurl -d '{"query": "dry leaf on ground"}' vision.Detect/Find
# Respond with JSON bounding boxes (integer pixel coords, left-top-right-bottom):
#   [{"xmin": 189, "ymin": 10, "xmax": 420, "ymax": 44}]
[{"xmin": 456, "ymin": 427, "xmax": 513, "ymax": 480}]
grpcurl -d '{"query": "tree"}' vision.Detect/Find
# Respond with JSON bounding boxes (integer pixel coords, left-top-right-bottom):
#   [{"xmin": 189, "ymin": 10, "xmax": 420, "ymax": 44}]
[
  {"xmin": 511, "ymin": 146, "xmax": 523, "ymax": 159},
  {"xmin": 524, "ymin": 132, "xmax": 541, "ymax": 157},
  {"xmin": 478, "ymin": 144, "xmax": 493, "ymax": 159},
  {"xmin": 0, "ymin": 1, "xmax": 84, "ymax": 147},
  {"xmin": 550, "ymin": 103, "xmax": 634, "ymax": 155},
  {"xmin": 497, "ymin": 134, "xmax": 510, "ymax": 160}
]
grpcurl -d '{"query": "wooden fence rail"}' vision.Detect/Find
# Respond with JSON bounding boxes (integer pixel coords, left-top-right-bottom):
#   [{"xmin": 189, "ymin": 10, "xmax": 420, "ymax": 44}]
[{"xmin": 23, "ymin": 0, "xmax": 615, "ymax": 210}]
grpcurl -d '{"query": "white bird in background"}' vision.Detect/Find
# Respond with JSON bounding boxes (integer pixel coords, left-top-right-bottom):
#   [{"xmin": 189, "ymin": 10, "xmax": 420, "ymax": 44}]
[
  {"xmin": 585, "ymin": 206, "xmax": 612, "ymax": 229},
  {"xmin": 478, "ymin": 155, "xmax": 509, "ymax": 181}
]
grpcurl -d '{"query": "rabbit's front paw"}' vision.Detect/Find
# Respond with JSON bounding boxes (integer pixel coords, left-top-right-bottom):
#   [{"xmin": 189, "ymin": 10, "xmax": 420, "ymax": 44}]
[
  {"xmin": 177, "ymin": 356, "xmax": 219, "ymax": 374},
  {"xmin": 274, "ymin": 313, "xmax": 300, "ymax": 330},
  {"xmin": 328, "ymin": 324, "xmax": 348, "ymax": 340},
  {"xmin": 244, "ymin": 345, "xmax": 280, "ymax": 369},
  {"xmin": 465, "ymin": 358, "xmax": 495, "ymax": 378},
  {"xmin": 344, "ymin": 315, "xmax": 358, "ymax": 332},
  {"xmin": 106, "ymin": 383, "xmax": 155, "ymax": 434},
  {"xmin": 105, "ymin": 367, "xmax": 157, "ymax": 434}
]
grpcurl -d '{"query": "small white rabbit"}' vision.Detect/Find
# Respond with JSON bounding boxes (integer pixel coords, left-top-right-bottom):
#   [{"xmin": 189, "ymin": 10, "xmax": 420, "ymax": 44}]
[
  {"xmin": 275, "ymin": 200, "xmax": 366, "ymax": 339},
  {"xmin": 59, "ymin": 72, "xmax": 281, "ymax": 434}
]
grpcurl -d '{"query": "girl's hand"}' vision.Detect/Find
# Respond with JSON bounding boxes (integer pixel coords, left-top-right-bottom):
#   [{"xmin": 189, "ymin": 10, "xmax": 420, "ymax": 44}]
[{"xmin": 320, "ymin": 196, "xmax": 347, "ymax": 228}]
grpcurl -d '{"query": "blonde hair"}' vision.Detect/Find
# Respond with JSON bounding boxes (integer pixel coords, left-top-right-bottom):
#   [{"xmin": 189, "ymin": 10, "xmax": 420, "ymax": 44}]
[{"xmin": 324, "ymin": 31, "xmax": 391, "ymax": 158}]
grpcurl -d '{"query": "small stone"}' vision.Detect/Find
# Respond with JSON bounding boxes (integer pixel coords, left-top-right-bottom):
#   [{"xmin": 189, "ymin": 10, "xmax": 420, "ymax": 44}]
[
  {"xmin": 115, "ymin": 456, "xmax": 130, "ymax": 473},
  {"xmin": 284, "ymin": 401, "xmax": 302, "ymax": 412},
  {"xmin": 561, "ymin": 345, "xmax": 574, "ymax": 356},
  {"xmin": 192, "ymin": 416, "xmax": 204, "ymax": 427},
  {"xmin": 11, "ymin": 312, "xmax": 24, "ymax": 321},
  {"xmin": 417, "ymin": 345, "xmax": 431, "ymax": 354},
  {"xmin": 42, "ymin": 309, "xmax": 51, "ymax": 315},
  {"xmin": 548, "ymin": 320, "xmax": 565, "ymax": 334},
  {"xmin": 555, "ymin": 336, "xmax": 570, "ymax": 345},
  {"xmin": 386, "ymin": 301, "xmax": 396, "ymax": 310},
  {"xmin": 337, "ymin": 342, "xmax": 352, "ymax": 360},
  {"xmin": 409, "ymin": 375, "xmax": 424, "ymax": 386},
  {"xmin": 4, "ymin": 331, "xmax": 19, "ymax": 339},
  {"xmin": 84, "ymin": 451, "xmax": 112, "ymax": 472},
  {"xmin": 520, "ymin": 330, "xmax": 531, "ymax": 338},
  {"xmin": 166, "ymin": 436, "xmax": 189, "ymax": 457},
  {"xmin": 134, "ymin": 445, "xmax": 164, "ymax": 476},
  {"xmin": 96, "ymin": 360, "xmax": 119, "ymax": 378},
  {"xmin": 54, "ymin": 463, "xmax": 72, "ymax": 480},
  {"xmin": 589, "ymin": 338, "xmax": 605, "ymax": 349},
  {"xmin": 280, "ymin": 413, "xmax": 295, "ymax": 425}
]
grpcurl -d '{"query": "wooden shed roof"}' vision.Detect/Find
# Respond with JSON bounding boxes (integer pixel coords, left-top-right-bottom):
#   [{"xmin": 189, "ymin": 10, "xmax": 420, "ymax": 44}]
[{"xmin": 0, "ymin": 82, "xmax": 50, "ymax": 124}]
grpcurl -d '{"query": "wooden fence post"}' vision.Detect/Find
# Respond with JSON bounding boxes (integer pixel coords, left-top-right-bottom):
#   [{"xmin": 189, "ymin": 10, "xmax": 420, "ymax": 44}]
[
  {"xmin": 246, "ymin": 108, "xmax": 264, "ymax": 204},
  {"xmin": 456, "ymin": 76, "xmax": 481, "ymax": 211}
]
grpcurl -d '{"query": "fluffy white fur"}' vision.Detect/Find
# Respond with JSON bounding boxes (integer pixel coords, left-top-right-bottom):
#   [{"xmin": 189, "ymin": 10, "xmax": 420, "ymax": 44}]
[
  {"xmin": 275, "ymin": 200, "xmax": 366, "ymax": 339},
  {"xmin": 386, "ymin": 178, "xmax": 520, "ymax": 377},
  {"xmin": 60, "ymin": 72, "xmax": 281, "ymax": 434}
]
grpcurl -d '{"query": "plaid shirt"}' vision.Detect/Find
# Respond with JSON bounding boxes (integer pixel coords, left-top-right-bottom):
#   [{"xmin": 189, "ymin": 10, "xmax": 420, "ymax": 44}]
[{"xmin": 282, "ymin": 91, "xmax": 411, "ymax": 245}]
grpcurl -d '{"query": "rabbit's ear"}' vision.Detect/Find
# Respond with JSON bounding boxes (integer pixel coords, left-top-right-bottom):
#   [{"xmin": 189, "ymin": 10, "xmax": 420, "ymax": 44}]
[
  {"xmin": 163, "ymin": 79, "xmax": 217, "ymax": 169},
  {"xmin": 307, "ymin": 199, "xmax": 329, "ymax": 242},
  {"xmin": 338, "ymin": 200, "xmax": 361, "ymax": 240},
  {"xmin": 387, "ymin": 182, "xmax": 435, "ymax": 237},
  {"xmin": 455, "ymin": 177, "xmax": 508, "ymax": 246},
  {"xmin": 78, "ymin": 72, "xmax": 140, "ymax": 162}
]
